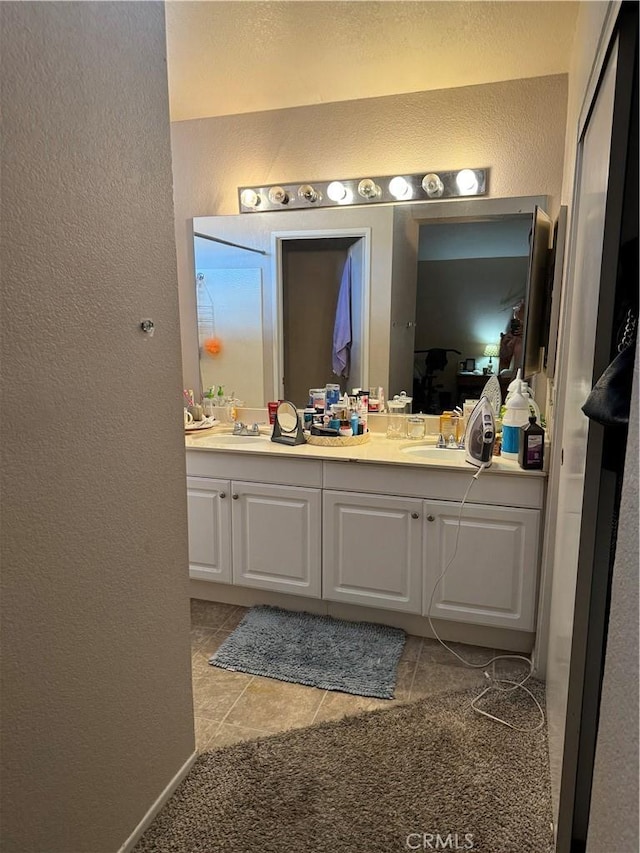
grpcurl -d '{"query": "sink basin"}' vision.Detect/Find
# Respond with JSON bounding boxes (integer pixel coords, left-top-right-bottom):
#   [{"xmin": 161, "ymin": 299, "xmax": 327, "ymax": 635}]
[
  {"xmin": 401, "ymin": 445, "xmax": 466, "ymax": 461},
  {"xmin": 206, "ymin": 433, "xmax": 270, "ymax": 445}
]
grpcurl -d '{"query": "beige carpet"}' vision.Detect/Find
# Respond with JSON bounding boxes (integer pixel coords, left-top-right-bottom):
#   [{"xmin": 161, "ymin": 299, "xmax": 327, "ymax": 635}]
[{"xmin": 135, "ymin": 684, "xmax": 552, "ymax": 853}]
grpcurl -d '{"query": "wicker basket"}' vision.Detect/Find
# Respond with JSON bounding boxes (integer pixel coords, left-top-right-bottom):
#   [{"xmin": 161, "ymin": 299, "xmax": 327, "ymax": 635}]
[{"xmin": 305, "ymin": 431, "xmax": 371, "ymax": 447}]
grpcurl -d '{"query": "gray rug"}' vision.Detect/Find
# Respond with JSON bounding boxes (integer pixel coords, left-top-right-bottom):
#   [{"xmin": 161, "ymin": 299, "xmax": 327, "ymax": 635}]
[
  {"xmin": 209, "ymin": 605, "xmax": 406, "ymax": 699},
  {"xmin": 134, "ymin": 684, "xmax": 552, "ymax": 853}
]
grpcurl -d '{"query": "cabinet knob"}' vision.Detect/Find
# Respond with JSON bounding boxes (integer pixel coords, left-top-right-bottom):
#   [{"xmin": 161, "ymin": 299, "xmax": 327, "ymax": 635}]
[
  {"xmin": 219, "ymin": 492, "xmax": 226, "ymax": 499},
  {"xmin": 427, "ymin": 515, "xmax": 435, "ymax": 522},
  {"xmin": 411, "ymin": 512, "xmax": 419, "ymax": 519},
  {"xmin": 232, "ymin": 494, "xmax": 239, "ymax": 500}
]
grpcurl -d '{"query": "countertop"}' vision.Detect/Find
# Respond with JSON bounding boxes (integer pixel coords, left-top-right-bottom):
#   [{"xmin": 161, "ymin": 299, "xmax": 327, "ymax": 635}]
[{"xmin": 185, "ymin": 427, "xmax": 546, "ymax": 478}]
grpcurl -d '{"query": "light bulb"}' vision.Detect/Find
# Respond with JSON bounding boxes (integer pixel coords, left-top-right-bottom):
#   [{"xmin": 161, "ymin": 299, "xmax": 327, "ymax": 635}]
[
  {"xmin": 268, "ymin": 186, "xmax": 289, "ymax": 205},
  {"xmin": 298, "ymin": 184, "xmax": 320, "ymax": 203},
  {"xmin": 357, "ymin": 178, "xmax": 380, "ymax": 199},
  {"xmin": 388, "ymin": 176, "xmax": 412, "ymax": 200},
  {"xmin": 240, "ymin": 188, "xmax": 260, "ymax": 208},
  {"xmin": 455, "ymin": 169, "xmax": 479, "ymax": 194},
  {"xmin": 327, "ymin": 181, "xmax": 347, "ymax": 202},
  {"xmin": 422, "ymin": 173, "xmax": 444, "ymax": 198}
]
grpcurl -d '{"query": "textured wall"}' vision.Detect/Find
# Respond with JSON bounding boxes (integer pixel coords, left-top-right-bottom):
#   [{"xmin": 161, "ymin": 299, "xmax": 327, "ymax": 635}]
[
  {"xmin": 586, "ymin": 346, "xmax": 639, "ymax": 852},
  {"xmin": 0, "ymin": 4, "xmax": 194, "ymax": 851},
  {"xmin": 171, "ymin": 74, "xmax": 568, "ymax": 390},
  {"xmin": 165, "ymin": 1, "xmax": 578, "ymax": 121}
]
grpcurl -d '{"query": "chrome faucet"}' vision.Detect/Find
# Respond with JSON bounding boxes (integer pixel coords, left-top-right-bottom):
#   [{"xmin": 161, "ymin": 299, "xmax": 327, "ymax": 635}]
[{"xmin": 232, "ymin": 422, "xmax": 261, "ymax": 436}]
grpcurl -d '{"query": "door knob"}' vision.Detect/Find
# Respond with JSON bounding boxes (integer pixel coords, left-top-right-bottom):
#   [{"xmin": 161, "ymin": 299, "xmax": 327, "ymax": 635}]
[
  {"xmin": 411, "ymin": 512, "xmax": 419, "ymax": 519},
  {"xmin": 219, "ymin": 492, "xmax": 226, "ymax": 499},
  {"xmin": 232, "ymin": 494, "xmax": 239, "ymax": 500},
  {"xmin": 427, "ymin": 515, "xmax": 435, "ymax": 522}
]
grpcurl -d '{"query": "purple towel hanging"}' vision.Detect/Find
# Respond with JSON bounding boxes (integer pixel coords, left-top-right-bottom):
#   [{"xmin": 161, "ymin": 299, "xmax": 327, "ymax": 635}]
[{"xmin": 332, "ymin": 255, "xmax": 352, "ymax": 377}]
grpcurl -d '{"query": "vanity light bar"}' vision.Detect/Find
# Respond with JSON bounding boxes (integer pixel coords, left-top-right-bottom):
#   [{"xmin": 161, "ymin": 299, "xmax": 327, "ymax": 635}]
[{"xmin": 238, "ymin": 169, "xmax": 487, "ymax": 213}]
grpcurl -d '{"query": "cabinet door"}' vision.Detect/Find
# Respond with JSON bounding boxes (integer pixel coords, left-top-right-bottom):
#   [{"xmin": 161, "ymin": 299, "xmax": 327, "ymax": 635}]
[
  {"xmin": 423, "ymin": 500, "xmax": 540, "ymax": 630},
  {"xmin": 232, "ymin": 481, "xmax": 321, "ymax": 597},
  {"xmin": 186, "ymin": 477, "xmax": 232, "ymax": 583},
  {"xmin": 323, "ymin": 491, "xmax": 423, "ymax": 613}
]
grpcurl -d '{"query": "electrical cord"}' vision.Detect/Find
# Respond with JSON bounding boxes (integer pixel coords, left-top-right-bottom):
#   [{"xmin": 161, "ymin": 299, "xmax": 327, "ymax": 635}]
[{"xmin": 425, "ymin": 463, "xmax": 546, "ymax": 733}]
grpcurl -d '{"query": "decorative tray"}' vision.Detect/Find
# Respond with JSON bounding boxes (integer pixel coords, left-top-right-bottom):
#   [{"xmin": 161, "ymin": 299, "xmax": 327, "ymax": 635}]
[{"xmin": 305, "ymin": 431, "xmax": 371, "ymax": 447}]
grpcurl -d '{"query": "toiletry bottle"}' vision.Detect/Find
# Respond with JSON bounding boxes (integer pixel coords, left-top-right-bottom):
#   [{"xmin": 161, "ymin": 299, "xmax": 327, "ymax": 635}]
[
  {"xmin": 501, "ymin": 381, "xmax": 530, "ymax": 459},
  {"xmin": 203, "ymin": 387, "xmax": 216, "ymax": 418},
  {"xmin": 518, "ymin": 416, "xmax": 545, "ymax": 470},
  {"xmin": 504, "ymin": 369, "xmax": 523, "ymax": 403}
]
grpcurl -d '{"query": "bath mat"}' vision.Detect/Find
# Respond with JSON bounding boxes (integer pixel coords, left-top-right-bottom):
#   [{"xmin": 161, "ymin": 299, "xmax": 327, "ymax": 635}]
[{"xmin": 209, "ymin": 605, "xmax": 406, "ymax": 699}]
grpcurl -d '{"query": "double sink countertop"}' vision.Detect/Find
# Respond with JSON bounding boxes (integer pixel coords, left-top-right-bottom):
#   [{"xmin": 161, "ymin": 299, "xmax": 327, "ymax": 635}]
[{"xmin": 185, "ymin": 426, "xmax": 547, "ymax": 478}]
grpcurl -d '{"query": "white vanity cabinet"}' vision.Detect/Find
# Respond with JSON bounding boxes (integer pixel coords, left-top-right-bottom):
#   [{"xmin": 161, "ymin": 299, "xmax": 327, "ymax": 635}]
[
  {"xmin": 186, "ymin": 447, "xmax": 545, "ymax": 647},
  {"xmin": 185, "ymin": 451, "xmax": 323, "ymax": 598},
  {"xmin": 186, "ymin": 476, "xmax": 232, "ymax": 583},
  {"xmin": 231, "ymin": 481, "xmax": 321, "ymax": 597},
  {"xmin": 422, "ymin": 500, "xmax": 540, "ymax": 631},
  {"xmin": 322, "ymin": 491, "xmax": 423, "ymax": 613}
]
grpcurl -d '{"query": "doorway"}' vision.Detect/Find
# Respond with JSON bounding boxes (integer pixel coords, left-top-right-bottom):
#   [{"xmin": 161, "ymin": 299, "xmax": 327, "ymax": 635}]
[{"xmin": 275, "ymin": 232, "xmax": 369, "ymax": 407}]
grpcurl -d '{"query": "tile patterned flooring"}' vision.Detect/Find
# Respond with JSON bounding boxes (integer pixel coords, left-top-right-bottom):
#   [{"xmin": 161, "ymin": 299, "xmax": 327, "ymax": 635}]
[{"xmin": 190, "ymin": 599, "xmax": 506, "ymax": 753}]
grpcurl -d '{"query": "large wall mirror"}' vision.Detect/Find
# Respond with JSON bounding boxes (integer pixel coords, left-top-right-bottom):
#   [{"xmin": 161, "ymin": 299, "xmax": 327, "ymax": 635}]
[{"xmin": 193, "ymin": 195, "xmax": 551, "ymax": 412}]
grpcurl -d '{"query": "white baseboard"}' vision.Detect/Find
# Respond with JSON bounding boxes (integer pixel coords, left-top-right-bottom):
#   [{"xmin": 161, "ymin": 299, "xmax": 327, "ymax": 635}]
[
  {"xmin": 117, "ymin": 750, "xmax": 198, "ymax": 853},
  {"xmin": 189, "ymin": 580, "xmax": 536, "ymax": 654}
]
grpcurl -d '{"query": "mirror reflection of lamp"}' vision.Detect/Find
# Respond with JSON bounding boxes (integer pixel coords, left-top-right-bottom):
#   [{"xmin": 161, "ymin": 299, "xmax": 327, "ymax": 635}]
[{"xmin": 483, "ymin": 343, "xmax": 499, "ymax": 374}]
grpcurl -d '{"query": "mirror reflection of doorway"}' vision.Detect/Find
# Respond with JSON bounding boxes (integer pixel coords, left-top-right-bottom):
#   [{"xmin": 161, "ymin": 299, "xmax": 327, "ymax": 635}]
[{"xmin": 280, "ymin": 236, "xmax": 367, "ymax": 407}]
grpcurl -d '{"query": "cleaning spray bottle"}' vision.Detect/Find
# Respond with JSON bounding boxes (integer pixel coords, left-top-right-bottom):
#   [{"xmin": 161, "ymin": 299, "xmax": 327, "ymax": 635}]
[{"xmin": 501, "ymin": 380, "xmax": 530, "ymax": 459}]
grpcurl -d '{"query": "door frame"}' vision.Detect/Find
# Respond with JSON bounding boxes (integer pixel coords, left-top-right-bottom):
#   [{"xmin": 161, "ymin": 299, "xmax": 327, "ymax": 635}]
[
  {"xmin": 271, "ymin": 228, "xmax": 371, "ymax": 401},
  {"xmin": 550, "ymin": 5, "xmax": 637, "ymax": 850}
]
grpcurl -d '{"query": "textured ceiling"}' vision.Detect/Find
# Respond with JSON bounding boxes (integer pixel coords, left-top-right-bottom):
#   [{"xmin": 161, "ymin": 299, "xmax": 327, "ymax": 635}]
[{"xmin": 165, "ymin": 0, "xmax": 578, "ymax": 122}]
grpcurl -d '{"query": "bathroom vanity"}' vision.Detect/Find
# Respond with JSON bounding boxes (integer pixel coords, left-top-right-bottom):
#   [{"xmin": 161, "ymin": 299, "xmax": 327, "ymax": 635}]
[{"xmin": 185, "ymin": 431, "xmax": 545, "ymax": 652}]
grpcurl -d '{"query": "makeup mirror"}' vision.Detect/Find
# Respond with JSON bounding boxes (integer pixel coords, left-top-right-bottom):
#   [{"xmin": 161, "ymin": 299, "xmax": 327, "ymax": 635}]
[{"xmin": 271, "ymin": 400, "xmax": 306, "ymax": 446}]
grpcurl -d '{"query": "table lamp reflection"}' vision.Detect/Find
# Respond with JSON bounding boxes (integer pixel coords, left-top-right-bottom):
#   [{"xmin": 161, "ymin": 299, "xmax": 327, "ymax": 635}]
[{"xmin": 483, "ymin": 344, "xmax": 499, "ymax": 374}]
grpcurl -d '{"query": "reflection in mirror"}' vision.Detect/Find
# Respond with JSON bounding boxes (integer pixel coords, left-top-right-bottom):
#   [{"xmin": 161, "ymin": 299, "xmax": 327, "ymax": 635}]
[
  {"xmin": 194, "ymin": 235, "xmax": 265, "ymax": 405},
  {"xmin": 193, "ymin": 198, "xmax": 550, "ymax": 415},
  {"xmin": 412, "ymin": 217, "xmax": 533, "ymax": 413},
  {"xmin": 277, "ymin": 401, "xmax": 298, "ymax": 432}
]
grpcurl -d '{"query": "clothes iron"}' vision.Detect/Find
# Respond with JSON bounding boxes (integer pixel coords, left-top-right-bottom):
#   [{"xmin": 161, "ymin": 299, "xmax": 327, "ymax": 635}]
[{"xmin": 464, "ymin": 397, "xmax": 496, "ymax": 468}]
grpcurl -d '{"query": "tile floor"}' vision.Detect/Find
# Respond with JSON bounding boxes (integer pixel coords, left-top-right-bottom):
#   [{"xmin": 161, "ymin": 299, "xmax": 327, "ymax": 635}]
[{"xmin": 190, "ymin": 599, "xmax": 520, "ymax": 752}]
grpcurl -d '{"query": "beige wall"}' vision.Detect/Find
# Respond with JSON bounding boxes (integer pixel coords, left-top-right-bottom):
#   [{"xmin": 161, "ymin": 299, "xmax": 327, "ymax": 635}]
[
  {"xmin": 0, "ymin": 4, "xmax": 194, "ymax": 851},
  {"xmin": 171, "ymin": 74, "xmax": 568, "ymax": 391}
]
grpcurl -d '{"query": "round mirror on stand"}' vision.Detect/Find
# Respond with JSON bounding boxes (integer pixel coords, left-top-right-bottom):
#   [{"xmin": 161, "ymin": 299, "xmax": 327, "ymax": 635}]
[{"xmin": 271, "ymin": 401, "xmax": 306, "ymax": 446}]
